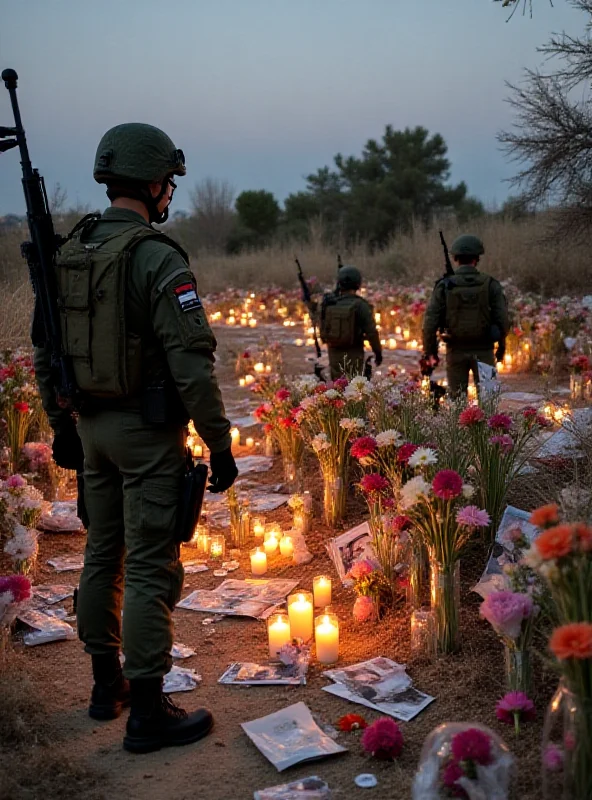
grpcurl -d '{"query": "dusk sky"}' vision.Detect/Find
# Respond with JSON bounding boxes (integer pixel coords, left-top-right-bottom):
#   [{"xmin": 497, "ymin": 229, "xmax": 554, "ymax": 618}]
[{"xmin": 0, "ymin": 0, "xmax": 584, "ymax": 215}]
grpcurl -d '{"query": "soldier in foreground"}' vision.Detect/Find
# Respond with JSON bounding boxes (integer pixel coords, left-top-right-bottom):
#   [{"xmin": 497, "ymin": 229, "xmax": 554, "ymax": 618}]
[
  {"xmin": 422, "ymin": 235, "xmax": 508, "ymax": 396},
  {"xmin": 34, "ymin": 123, "xmax": 238, "ymax": 753},
  {"xmin": 318, "ymin": 265, "xmax": 383, "ymax": 380}
]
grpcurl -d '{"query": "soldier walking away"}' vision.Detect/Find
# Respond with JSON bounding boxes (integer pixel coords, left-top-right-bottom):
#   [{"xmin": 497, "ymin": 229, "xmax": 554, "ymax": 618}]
[
  {"xmin": 34, "ymin": 123, "xmax": 238, "ymax": 753},
  {"xmin": 317, "ymin": 266, "xmax": 383, "ymax": 380},
  {"xmin": 421, "ymin": 235, "xmax": 509, "ymax": 397}
]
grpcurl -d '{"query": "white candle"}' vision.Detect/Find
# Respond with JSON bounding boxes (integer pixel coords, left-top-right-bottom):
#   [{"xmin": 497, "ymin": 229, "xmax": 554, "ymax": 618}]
[
  {"xmin": 239, "ymin": 377, "xmax": 246, "ymax": 387},
  {"xmin": 193, "ymin": 443, "xmax": 203, "ymax": 458},
  {"xmin": 252, "ymin": 518, "xmax": 265, "ymax": 539},
  {"xmin": 279, "ymin": 535, "xmax": 294, "ymax": 558},
  {"xmin": 313, "ymin": 575, "xmax": 332, "ymax": 607},
  {"xmin": 230, "ymin": 427, "xmax": 240, "ymax": 448},
  {"xmin": 264, "ymin": 533, "xmax": 279, "ymax": 554},
  {"xmin": 244, "ymin": 374, "xmax": 255, "ymax": 385},
  {"xmin": 267, "ymin": 613, "xmax": 291, "ymax": 659},
  {"xmin": 288, "ymin": 592, "xmax": 313, "ymax": 642},
  {"xmin": 315, "ymin": 613, "xmax": 339, "ymax": 664},
  {"xmin": 254, "ymin": 362, "xmax": 265, "ymax": 373},
  {"xmin": 245, "ymin": 437, "xmax": 254, "ymax": 448},
  {"xmin": 248, "ymin": 318, "xmax": 257, "ymax": 328},
  {"xmin": 403, "ymin": 329, "xmax": 410, "ymax": 340},
  {"xmin": 250, "ymin": 547, "xmax": 267, "ymax": 576}
]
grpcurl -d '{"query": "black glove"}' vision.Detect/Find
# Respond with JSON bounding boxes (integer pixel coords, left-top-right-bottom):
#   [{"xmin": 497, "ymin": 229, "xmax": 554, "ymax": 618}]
[
  {"xmin": 374, "ymin": 351, "xmax": 383, "ymax": 367},
  {"xmin": 52, "ymin": 419, "xmax": 84, "ymax": 472},
  {"xmin": 208, "ymin": 446, "xmax": 238, "ymax": 493},
  {"xmin": 495, "ymin": 344, "xmax": 506, "ymax": 364}
]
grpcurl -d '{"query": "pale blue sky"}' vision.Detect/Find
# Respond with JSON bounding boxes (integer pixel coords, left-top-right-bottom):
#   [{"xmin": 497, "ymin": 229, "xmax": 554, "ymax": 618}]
[{"xmin": 0, "ymin": 0, "xmax": 584, "ymax": 215}]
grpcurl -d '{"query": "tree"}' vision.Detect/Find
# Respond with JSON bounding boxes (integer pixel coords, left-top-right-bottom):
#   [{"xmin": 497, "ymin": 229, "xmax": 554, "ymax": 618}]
[
  {"xmin": 188, "ymin": 177, "xmax": 236, "ymax": 251},
  {"xmin": 235, "ymin": 190, "xmax": 281, "ymax": 237},
  {"xmin": 283, "ymin": 125, "xmax": 471, "ymax": 247},
  {"xmin": 494, "ymin": 0, "xmax": 554, "ymax": 18},
  {"xmin": 499, "ymin": 0, "xmax": 592, "ymax": 238}
]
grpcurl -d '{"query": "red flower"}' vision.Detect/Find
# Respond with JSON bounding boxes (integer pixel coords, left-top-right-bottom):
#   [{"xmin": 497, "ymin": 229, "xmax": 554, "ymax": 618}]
[
  {"xmin": 279, "ymin": 416, "xmax": 297, "ymax": 429},
  {"xmin": 13, "ymin": 401, "xmax": 29, "ymax": 413},
  {"xmin": 359, "ymin": 473, "xmax": 390, "ymax": 496},
  {"xmin": 391, "ymin": 515, "xmax": 412, "ymax": 531},
  {"xmin": 333, "ymin": 377, "xmax": 349, "ymax": 390},
  {"xmin": 350, "ymin": 436, "xmax": 377, "ymax": 460},
  {"xmin": 262, "ymin": 423, "xmax": 273, "ymax": 434},
  {"xmin": 441, "ymin": 760, "xmax": 466, "ymax": 796},
  {"xmin": 459, "ymin": 406, "xmax": 485, "ymax": 426},
  {"xmin": 337, "ymin": 713, "xmax": 368, "ymax": 732},
  {"xmin": 361, "ymin": 718, "xmax": 404, "ymax": 760},
  {"xmin": 397, "ymin": 443, "xmax": 418, "ymax": 464},
  {"xmin": 432, "ymin": 469, "xmax": 463, "ymax": 500},
  {"xmin": 522, "ymin": 407, "xmax": 537, "ymax": 420},
  {"xmin": 314, "ymin": 383, "xmax": 328, "ymax": 394},
  {"xmin": 0, "ymin": 574, "xmax": 32, "ymax": 602},
  {"xmin": 487, "ymin": 413, "xmax": 512, "ymax": 432},
  {"xmin": 451, "ymin": 728, "xmax": 492, "ymax": 766},
  {"xmin": 275, "ymin": 388, "xmax": 291, "ymax": 402}
]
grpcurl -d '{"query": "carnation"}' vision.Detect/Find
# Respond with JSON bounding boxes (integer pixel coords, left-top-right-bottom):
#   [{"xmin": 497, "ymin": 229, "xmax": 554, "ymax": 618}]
[
  {"xmin": 451, "ymin": 727, "xmax": 492, "ymax": 766},
  {"xmin": 432, "ymin": 469, "xmax": 463, "ymax": 500},
  {"xmin": 350, "ymin": 436, "xmax": 378, "ymax": 460},
  {"xmin": 348, "ymin": 559, "xmax": 375, "ymax": 580},
  {"xmin": 397, "ymin": 443, "xmax": 418, "ymax": 465},
  {"xmin": 324, "ymin": 389, "xmax": 340, "ymax": 400},
  {"xmin": 337, "ymin": 713, "xmax": 368, "ymax": 732},
  {"xmin": 549, "ymin": 622, "xmax": 592, "ymax": 660},
  {"xmin": 375, "ymin": 430, "xmax": 402, "ymax": 448},
  {"xmin": 5, "ymin": 474, "xmax": 26, "ymax": 489},
  {"xmin": 529, "ymin": 504, "xmax": 559, "ymax": 528},
  {"xmin": 400, "ymin": 475, "xmax": 430, "ymax": 509},
  {"xmin": 275, "ymin": 388, "xmax": 291, "ymax": 402},
  {"xmin": 456, "ymin": 505, "xmax": 491, "ymax": 529},
  {"xmin": 359, "ymin": 473, "xmax": 390, "ymax": 496},
  {"xmin": 459, "ymin": 406, "xmax": 485, "ymax": 426},
  {"xmin": 487, "ymin": 413, "xmax": 513, "ymax": 432},
  {"xmin": 312, "ymin": 433, "xmax": 331, "ymax": 453},
  {"xmin": 353, "ymin": 595, "xmax": 376, "ymax": 622},
  {"xmin": 480, "ymin": 591, "xmax": 533, "ymax": 640},
  {"xmin": 408, "ymin": 447, "xmax": 438, "ymax": 469},
  {"xmin": 361, "ymin": 717, "xmax": 404, "ymax": 760},
  {"xmin": 495, "ymin": 691, "xmax": 536, "ymax": 729},
  {"xmin": 0, "ymin": 574, "xmax": 31, "ymax": 603},
  {"xmin": 339, "ymin": 417, "xmax": 366, "ymax": 431},
  {"xmin": 390, "ymin": 515, "xmax": 412, "ymax": 531},
  {"xmin": 489, "ymin": 434, "xmax": 514, "ymax": 452}
]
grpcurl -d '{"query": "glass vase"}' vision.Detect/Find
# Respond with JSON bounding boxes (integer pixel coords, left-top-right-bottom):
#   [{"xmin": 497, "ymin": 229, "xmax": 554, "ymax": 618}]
[
  {"xmin": 407, "ymin": 539, "xmax": 427, "ymax": 610},
  {"xmin": 542, "ymin": 681, "xmax": 592, "ymax": 800},
  {"xmin": 504, "ymin": 641, "xmax": 532, "ymax": 694},
  {"xmin": 429, "ymin": 556, "xmax": 461, "ymax": 655},
  {"xmin": 570, "ymin": 373, "xmax": 584, "ymax": 400},
  {"xmin": 322, "ymin": 471, "xmax": 346, "ymax": 528}
]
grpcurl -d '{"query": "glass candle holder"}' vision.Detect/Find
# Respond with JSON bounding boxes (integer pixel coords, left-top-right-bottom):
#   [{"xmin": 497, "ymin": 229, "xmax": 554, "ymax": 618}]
[
  {"xmin": 410, "ymin": 609, "xmax": 436, "ymax": 657},
  {"xmin": 287, "ymin": 591, "xmax": 313, "ymax": 642},
  {"xmin": 250, "ymin": 546, "xmax": 267, "ymax": 576},
  {"xmin": 279, "ymin": 535, "xmax": 294, "ymax": 558},
  {"xmin": 313, "ymin": 575, "xmax": 332, "ymax": 608},
  {"xmin": 267, "ymin": 612, "xmax": 291, "ymax": 659},
  {"xmin": 191, "ymin": 523, "xmax": 210, "ymax": 554},
  {"xmin": 252, "ymin": 517, "xmax": 266, "ymax": 540},
  {"xmin": 315, "ymin": 612, "xmax": 339, "ymax": 664},
  {"xmin": 209, "ymin": 534, "xmax": 225, "ymax": 560},
  {"xmin": 264, "ymin": 527, "xmax": 280, "ymax": 555}
]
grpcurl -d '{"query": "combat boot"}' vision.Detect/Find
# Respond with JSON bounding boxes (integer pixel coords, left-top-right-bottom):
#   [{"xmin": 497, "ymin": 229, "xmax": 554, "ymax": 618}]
[
  {"xmin": 89, "ymin": 653, "xmax": 130, "ymax": 720},
  {"xmin": 123, "ymin": 678, "xmax": 214, "ymax": 754}
]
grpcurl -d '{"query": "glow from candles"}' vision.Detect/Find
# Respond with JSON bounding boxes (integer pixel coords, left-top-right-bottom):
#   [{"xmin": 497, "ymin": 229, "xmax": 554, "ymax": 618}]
[
  {"xmin": 267, "ymin": 613, "xmax": 291, "ymax": 659},
  {"xmin": 254, "ymin": 362, "xmax": 265, "ymax": 373},
  {"xmin": 279, "ymin": 535, "xmax": 294, "ymax": 558},
  {"xmin": 313, "ymin": 575, "xmax": 332, "ymax": 607},
  {"xmin": 230, "ymin": 427, "xmax": 240, "ymax": 448},
  {"xmin": 264, "ymin": 532, "xmax": 279, "ymax": 554},
  {"xmin": 245, "ymin": 437, "xmax": 254, "ymax": 448},
  {"xmin": 239, "ymin": 377, "xmax": 246, "ymax": 387},
  {"xmin": 250, "ymin": 547, "xmax": 267, "ymax": 575},
  {"xmin": 403, "ymin": 329, "xmax": 410, "ymax": 340},
  {"xmin": 244, "ymin": 374, "xmax": 255, "ymax": 385},
  {"xmin": 252, "ymin": 518, "xmax": 265, "ymax": 539},
  {"xmin": 315, "ymin": 613, "xmax": 339, "ymax": 664},
  {"xmin": 192, "ymin": 443, "xmax": 203, "ymax": 458},
  {"xmin": 288, "ymin": 592, "xmax": 313, "ymax": 642},
  {"xmin": 388, "ymin": 338, "xmax": 397, "ymax": 350}
]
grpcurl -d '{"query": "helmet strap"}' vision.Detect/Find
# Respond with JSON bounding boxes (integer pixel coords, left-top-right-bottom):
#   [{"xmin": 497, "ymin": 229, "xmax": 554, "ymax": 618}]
[{"xmin": 106, "ymin": 179, "xmax": 171, "ymax": 224}]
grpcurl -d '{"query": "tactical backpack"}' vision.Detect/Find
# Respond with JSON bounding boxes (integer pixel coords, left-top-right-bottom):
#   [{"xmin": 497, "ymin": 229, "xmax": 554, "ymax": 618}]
[
  {"xmin": 319, "ymin": 295, "xmax": 358, "ymax": 348},
  {"xmin": 55, "ymin": 216, "xmax": 185, "ymax": 398},
  {"xmin": 444, "ymin": 272, "xmax": 492, "ymax": 344}
]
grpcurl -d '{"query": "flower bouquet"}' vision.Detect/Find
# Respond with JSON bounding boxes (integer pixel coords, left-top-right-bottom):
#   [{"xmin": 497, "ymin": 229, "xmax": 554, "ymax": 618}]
[
  {"xmin": 480, "ymin": 590, "xmax": 536, "ymax": 693},
  {"xmin": 3, "ymin": 523, "xmax": 39, "ymax": 576},
  {"xmin": 0, "ymin": 574, "xmax": 31, "ymax": 655},
  {"xmin": 346, "ymin": 559, "xmax": 391, "ymax": 622}
]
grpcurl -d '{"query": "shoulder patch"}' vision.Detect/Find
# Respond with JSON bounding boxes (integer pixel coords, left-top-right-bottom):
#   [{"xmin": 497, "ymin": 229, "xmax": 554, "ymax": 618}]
[{"xmin": 173, "ymin": 282, "xmax": 202, "ymax": 312}]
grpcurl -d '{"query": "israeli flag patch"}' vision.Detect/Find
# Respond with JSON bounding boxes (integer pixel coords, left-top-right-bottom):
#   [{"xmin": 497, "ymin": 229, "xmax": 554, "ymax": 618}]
[{"xmin": 174, "ymin": 282, "xmax": 202, "ymax": 312}]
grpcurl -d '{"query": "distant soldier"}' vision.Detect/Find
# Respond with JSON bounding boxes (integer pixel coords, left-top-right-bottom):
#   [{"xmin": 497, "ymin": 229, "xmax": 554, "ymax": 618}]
[
  {"xmin": 422, "ymin": 235, "xmax": 509, "ymax": 396},
  {"xmin": 317, "ymin": 266, "xmax": 382, "ymax": 380}
]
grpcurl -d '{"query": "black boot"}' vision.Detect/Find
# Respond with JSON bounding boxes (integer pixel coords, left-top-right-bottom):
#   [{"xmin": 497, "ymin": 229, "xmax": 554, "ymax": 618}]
[
  {"xmin": 123, "ymin": 678, "xmax": 214, "ymax": 754},
  {"xmin": 89, "ymin": 653, "xmax": 130, "ymax": 721}
]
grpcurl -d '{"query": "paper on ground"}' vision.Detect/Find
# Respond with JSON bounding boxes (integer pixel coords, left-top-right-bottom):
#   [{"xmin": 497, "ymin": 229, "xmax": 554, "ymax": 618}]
[
  {"xmin": 18, "ymin": 608, "xmax": 76, "ymax": 646},
  {"xmin": 219, "ymin": 661, "xmax": 307, "ymax": 686},
  {"xmin": 242, "ymin": 702, "xmax": 346, "ymax": 772},
  {"xmin": 47, "ymin": 554, "xmax": 84, "ymax": 572},
  {"xmin": 254, "ymin": 776, "xmax": 330, "ymax": 800},
  {"xmin": 171, "ymin": 642, "xmax": 197, "ymax": 659},
  {"xmin": 38, "ymin": 501, "xmax": 84, "ymax": 533},
  {"xmin": 163, "ymin": 665, "xmax": 202, "ymax": 693},
  {"xmin": 33, "ymin": 585, "xmax": 74, "ymax": 604},
  {"xmin": 177, "ymin": 578, "xmax": 299, "ymax": 619}
]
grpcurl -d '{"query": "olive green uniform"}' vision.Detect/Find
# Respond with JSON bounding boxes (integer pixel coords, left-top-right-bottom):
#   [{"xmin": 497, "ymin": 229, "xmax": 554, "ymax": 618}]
[
  {"xmin": 34, "ymin": 207, "xmax": 231, "ymax": 680},
  {"xmin": 422, "ymin": 265, "xmax": 509, "ymax": 396}
]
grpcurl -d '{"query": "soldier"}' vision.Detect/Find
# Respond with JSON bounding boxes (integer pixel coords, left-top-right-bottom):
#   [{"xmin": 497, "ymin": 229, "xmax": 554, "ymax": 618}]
[
  {"xmin": 422, "ymin": 234, "xmax": 509, "ymax": 396},
  {"xmin": 33, "ymin": 123, "xmax": 238, "ymax": 753},
  {"xmin": 318, "ymin": 266, "xmax": 382, "ymax": 380}
]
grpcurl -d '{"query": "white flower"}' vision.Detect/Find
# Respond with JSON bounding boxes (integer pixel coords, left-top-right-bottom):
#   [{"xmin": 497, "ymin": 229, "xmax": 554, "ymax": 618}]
[
  {"xmin": 339, "ymin": 417, "xmax": 366, "ymax": 431},
  {"xmin": 294, "ymin": 375, "xmax": 319, "ymax": 393},
  {"xmin": 400, "ymin": 476, "xmax": 430, "ymax": 509},
  {"xmin": 521, "ymin": 546, "xmax": 543, "ymax": 571},
  {"xmin": 350, "ymin": 376, "xmax": 370, "ymax": 392},
  {"xmin": 375, "ymin": 430, "xmax": 402, "ymax": 448},
  {"xmin": 462, "ymin": 484, "xmax": 475, "ymax": 499},
  {"xmin": 408, "ymin": 447, "xmax": 438, "ymax": 469},
  {"xmin": 344, "ymin": 376, "xmax": 372, "ymax": 399},
  {"xmin": 4, "ymin": 526, "xmax": 38, "ymax": 561},
  {"xmin": 539, "ymin": 560, "xmax": 559, "ymax": 581},
  {"xmin": 324, "ymin": 389, "xmax": 340, "ymax": 400},
  {"xmin": 312, "ymin": 433, "xmax": 331, "ymax": 453},
  {"xmin": 300, "ymin": 396, "xmax": 318, "ymax": 411}
]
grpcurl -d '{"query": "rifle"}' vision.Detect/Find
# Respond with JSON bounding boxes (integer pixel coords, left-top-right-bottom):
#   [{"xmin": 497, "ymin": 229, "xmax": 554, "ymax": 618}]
[
  {"xmin": 295, "ymin": 256, "xmax": 322, "ymax": 361},
  {"xmin": 439, "ymin": 230, "xmax": 455, "ymax": 279},
  {"xmin": 336, "ymin": 253, "xmax": 343, "ymax": 293},
  {"xmin": 1, "ymin": 69, "xmax": 87, "ymax": 524}
]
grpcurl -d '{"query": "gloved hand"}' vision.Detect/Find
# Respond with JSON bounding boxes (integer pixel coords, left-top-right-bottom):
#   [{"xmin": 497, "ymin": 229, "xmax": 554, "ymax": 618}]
[
  {"xmin": 495, "ymin": 344, "xmax": 506, "ymax": 364},
  {"xmin": 374, "ymin": 351, "xmax": 383, "ymax": 367},
  {"xmin": 52, "ymin": 419, "xmax": 84, "ymax": 472},
  {"xmin": 419, "ymin": 353, "xmax": 439, "ymax": 376},
  {"xmin": 208, "ymin": 446, "xmax": 238, "ymax": 493}
]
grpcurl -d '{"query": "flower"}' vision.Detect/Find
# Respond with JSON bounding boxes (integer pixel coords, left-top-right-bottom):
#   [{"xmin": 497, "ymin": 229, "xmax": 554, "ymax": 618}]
[
  {"xmin": 359, "ymin": 473, "xmax": 390, "ymax": 496},
  {"xmin": 348, "ymin": 559, "xmax": 375, "ymax": 580},
  {"xmin": 480, "ymin": 591, "xmax": 533, "ymax": 639},
  {"xmin": 275, "ymin": 388, "xmax": 291, "ymax": 402},
  {"xmin": 408, "ymin": 447, "xmax": 438, "ymax": 469},
  {"xmin": 549, "ymin": 622, "xmax": 592, "ymax": 660},
  {"xmin": 456, "ymin": 506, "xmax": 491, "ymax": 529},
  {"xmin": 337, "ymin": 713, "xmax": 368, "ymax": 732},
  {"xmin": 350, "ymin": 436, "xmax": 377, "ymax": 460},
  {"xmin": 399, "ymin": 475, "xmax": 430, "ymax": 509},
  {"xmin": 361, "ymin": 717, "xmax": 403, "ymax": 760},
  {"xmin": 353, "ymin": 595, "xmax": 376, "ymax": 622},
  {"xmin": 375, "ymin": 429, "xmax": 402, "ymax": 447},
  {"xmin": 339, "ymin": 417, "xmax": 366, "ymax": 431},
  {"xmin": 432, "ymin": 470, "xmax": 463, "ymax": 500},
  {"xmin": 333, "ymin": 377, "xmax": 349, "ymax": 390},
  {"xmin": 529, "ymin": 504, "xmax": 560, "ymax": 528},
  {"xmin": 451, "ymin": 728, "xmax": 492, "ymax": 766},
  {"xmin": 459, "ymin": 406, "xmax": 485, "ymax": 426},
  {"xmin": 462, "ymin": 483, "xmax": 475, "ymax": 499},
  {"xmin": 0, "ymin": 574, "xmax": 31, "ymax": 603},
  {"xmin": 487, "ymin": 413, "xmax": 513, "ymax": 432},
  {"xmin": 311, "ymin": 433, "xmax": 331, "ymax": 453},
  {"xmin": 397, "ymin": 443, "xmax": 418, "ymax": 464},
  {"xmin": 496, "ymin": 692, "xmax": 535, "ymax": 735},
  {"xmin": 13, "ymin": 400, "xmax": 30, "ymax": 413},
  {"xmin": 535, "ymin": 525, "xmax": 574, "ymax": 561},
  {"xmin": 441, "ymin": 759, "xmax": 465, "ymax": 792},
  {"xmin": 390, "ymin": 515, "xmax": 412, "ymax": 531},
  {"xmin": 279, "ymin": 416, "xmax": 297, "ymax": 429},
  {"xmin": 5, "ymin": 474, "xmax": 26, "ymax": 489},
  {"xmin": 324, "ymin": 389, "xmax": 340, "ymax": 400},
  {"xmin": 489, "ymin": 434, "xmax": 514, "ymax": 452},
  {"xmin": 543, "ymin": 743, "xmax": 564, "ymax": 773},
  {"xmin": 4, "ymin": 527, "xmax": 38, "ymax": 561}
]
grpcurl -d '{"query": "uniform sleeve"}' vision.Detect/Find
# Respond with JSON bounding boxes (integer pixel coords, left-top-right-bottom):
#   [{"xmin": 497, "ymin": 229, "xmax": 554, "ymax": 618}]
[
  {"xmin": 422, "ymin": 282, "xmax": 445, "ymax": 356},
  {"xmin": 150, "ymin": 252, "xmax": 231, "ymax": 453},
  {"xmin": 33, "ymin": 344, "xmax": 74, "ymax": 431},
  {"xmin": 359, "ymin": 300, "xmax": 382, "ymax": 355},
  {"xmin": 490, "ymin": 280, "xmax": 510, "ymax": 340}
]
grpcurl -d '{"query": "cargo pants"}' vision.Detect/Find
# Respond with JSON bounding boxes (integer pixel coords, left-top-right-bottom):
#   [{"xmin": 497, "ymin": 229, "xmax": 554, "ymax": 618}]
[
  {"xmin": 328, "ymin": 347, "xmax": 365, "ymax": 381},
  {"xmin": 446, "ymin": 347, "xmax": 495, "ymax": 397},
  {"xmin": 76, "ymin": 409, "xmax": 185, "ymax": 680}
]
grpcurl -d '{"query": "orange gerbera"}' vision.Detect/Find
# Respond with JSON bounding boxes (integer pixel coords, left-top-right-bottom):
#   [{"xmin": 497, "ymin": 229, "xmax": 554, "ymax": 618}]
[
  {"xmin": 535, "ymin": 525, "xmax": 574, "ymax": 561},
  {"xmin": 573, "ymin": 523, "xmax": 592, "ymax": 552},
  {"xmin": 529, "ymin": 504, "xmax": 560, "ymax": 528},
  {"xmin": 550, "ymin": 623, "xmax": 592, "ymax": 660}
]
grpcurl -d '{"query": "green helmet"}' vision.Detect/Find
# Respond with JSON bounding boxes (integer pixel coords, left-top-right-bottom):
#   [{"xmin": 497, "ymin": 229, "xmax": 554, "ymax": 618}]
[
  {"xmin": 337, "ymin": 265, "xmax": 362, "ymax": 290},
  {"xmin": 93, "ymin": 123, "xmax": 186, "ymax": 185},
  {"xmin": 450, "ymin": 234, "xmax": 484, "ymax": 257}
]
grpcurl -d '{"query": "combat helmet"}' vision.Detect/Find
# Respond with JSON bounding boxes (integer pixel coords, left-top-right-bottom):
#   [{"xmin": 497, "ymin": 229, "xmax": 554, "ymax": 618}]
[
  {"xmin": 93, "ymin": 123, "xmax": 186, "ymax": 185},
  {"xmin": 449, "ymin": 234, "xmax": 484, "ymax": 257},
  {"xmin": 337, "ymin": 265, "xmax": 362, "ymax": 291}
]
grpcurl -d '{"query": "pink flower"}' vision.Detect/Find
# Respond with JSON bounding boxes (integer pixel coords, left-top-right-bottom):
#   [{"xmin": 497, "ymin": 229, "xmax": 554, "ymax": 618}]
[
  {"xmin": 543, "ymin": 743, "xmax": 564, "ymax": 773},
  {"xmin": 359, "ymin": 473, "xmax": 390, "ymax": 496},
  {"xmin": 456, "ymin": 506, "xmax": 491, "ymax": 529},
  {"xmin": 275, "ymin": 388, "xmax": 291, "ymax": 402},
  {"xmin": 522, "ymin": 407, "xmax": 538, "ymax": 420},
  {"xmin": 350, "ymin": 436, "xmax": 377, "ymax": 460},
  {"xmin": 391, "ymin": 515, "xmax": 412, "ymax": 531},
  {"xmin": 441, "ymin": 760, "xmax": 466, "ymax": 795},
  {"xmin": 487, "ymin": 413, "xmax": 513, "ymax": 432},
  {"xmin": 432, "ymin": 470, "xmax": 463, "ymax": 500},
  {"xmin": 459, "ymin": 406, "xmax": 485, "ymax": 426},
  {"xmin": 451, "ymin": 728, "xmax": 492, "ymax": 766},
  {"xmin": 353, "ymin": 595, "xmax": 376, "ymax": 622},
  {"xmin": 480, "ymin": 591, "xmax": 533, "ymax": 639},
  {"xmin": 348, "ymin": 559, "xmax": 375, "ymax": 580},
  {"xmin": 361, "ymin": 717, "xmax": 404, "ymax": 760},
  {"xmin": 0, "ymin": 574, "xmax": 32, "ymax": 603},
  {"xmin": 397, "ymin": 443, "xmax": 418, "ymax": 464},
  {"xmin": 496, "ymin": 692, "xmax": 535, "ymax": 734},
  {"xmin": 333, "ymin": 377, "xmax": 349, "ymax": 390},
  {"xmin": 5, "ymin": 474, "xmax": 26, "ymax": 488},
  {"xmin": 489, "ymin": 434, "xmax": 514, "ymax": 452}
]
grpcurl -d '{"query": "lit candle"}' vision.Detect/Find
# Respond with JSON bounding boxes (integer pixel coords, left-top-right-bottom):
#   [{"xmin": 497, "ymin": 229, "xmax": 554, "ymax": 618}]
[
  {"xmin": 267, "ymin": 612, "xmax": 291, "ymax": 659},
  {"xmin": 279, "ymin": 535, "xmax": 294, "ymax": 558},
  {"xmin": 248, "ymin": 318, "xmax": 257, "ymax": 327},
  {"xmin": 245, "ymin": 437, "xmax": 254, "ymax": 448},
  {"xmin": 395, "ymin": 325, "xmax": 401, "ymax": 335},
  {"xmin": 240, "ymin": 317, "xmax": 248, "ymax": 326},
  {"xmin": 403, "ymin": 329, "xmax": 410, "ymax": 340},
  {"xmin": 252, "ymin": 518, "xmax": 265, "ymax": 539},
  {"xmin": 244, "ymin": 374, "xmax": 255, "ymax": 385},
  {"xmin": 294, "ymin": 338, "xmax": 304, "ymax": 347},
  {"xmin": 288, "ymin": 591, "xmax": 313, "ymax": 642},
  {"xmin": 315, "ymin": 612, "xmax": 339, "ymax": 664},
  {"xmin": 250, "ymin": 547, "xmax": 267, "ymax": 576},
  {"xmin": 388, "ymin": 338, "xmax": 397, "ymax": 350},
  {"xmin": 265, "ymin": 365, "xmax": 272, "ymax": 373},
  {"xmin": 227, "ymin": 315, "xmax": 236, "ymax": 325},
  {"xmin": 209, "ymin": 535, "xmax": 225, "ymax": 560},
  {"xmin": 504, "ymin": 353, "xmax": 513, "ymax": 367},
  {"xmin": 264, "ymin": 532, "xmax": 279, "ymax": 554},
  {"xmin": 254, "ymin": 362, "xmax": 265, "ymax": 373},
  {"xmin": 239, "ymin": 377, "xmax": 246, "ymax": 387},
  {"xmin": 313, "ymin": 575, "xmax": 332, "ymax": 607},
  {"xmin": 231, "ymin": 427, "xmax": 240, "ymax": 448},
  {"xmin": 193, "ymin": 443, "xmax": 203, "ymax": 459}
]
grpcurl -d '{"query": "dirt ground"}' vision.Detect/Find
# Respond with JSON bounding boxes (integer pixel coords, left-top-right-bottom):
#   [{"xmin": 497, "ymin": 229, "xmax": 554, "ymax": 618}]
[{"xmin": 2, "ymin": 326, "xmax": 570, "ymax": 800}]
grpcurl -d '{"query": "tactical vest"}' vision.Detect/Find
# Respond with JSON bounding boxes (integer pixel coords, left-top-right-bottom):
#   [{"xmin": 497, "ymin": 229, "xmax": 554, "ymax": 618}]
[
  {"xmin": 445, "ymin": 272, "xmax": 492, "ymax": 344},
  {"xmin": 319, "ymin": 294, "xmax": 358, "ymax": 348},
  {"xmin": 55, "ymin": 217, "xmax": 186, "ymax": 399}
]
